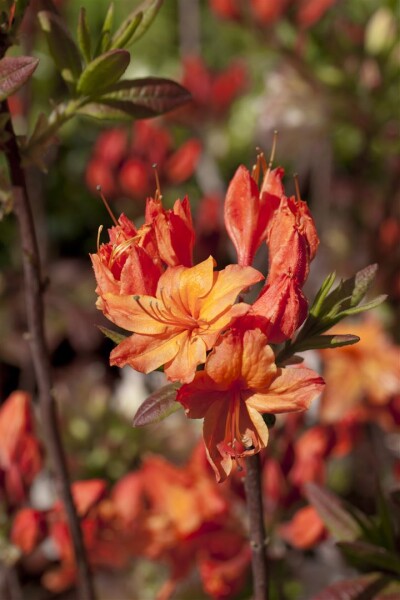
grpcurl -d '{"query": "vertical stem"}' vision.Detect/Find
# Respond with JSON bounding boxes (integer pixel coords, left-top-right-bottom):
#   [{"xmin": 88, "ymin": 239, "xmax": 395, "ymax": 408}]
[
  {"xmin": 1, "ymin": 101, "xmax": 96, "ymax": 600},
  {"xmin": 244, "ymin": 453, "xmax": 269, "ymax": 600}
]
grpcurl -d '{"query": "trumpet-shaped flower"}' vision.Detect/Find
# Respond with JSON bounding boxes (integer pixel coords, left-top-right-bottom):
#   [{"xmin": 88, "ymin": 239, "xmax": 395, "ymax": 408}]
[
  {"xmin": 224, "ymin": 165, "xmax": 282, "ymax": 267},
  {"xmin": 177, "ymin": 328, "xmax": 324, "ymax": 481},
  {"xmin": 102, "ymin": 256, "xmax": 263, "ymax": 383}
]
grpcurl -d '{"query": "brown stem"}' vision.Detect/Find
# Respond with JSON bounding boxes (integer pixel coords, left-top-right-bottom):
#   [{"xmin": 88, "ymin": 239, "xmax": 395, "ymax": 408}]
[
  {"xmin": 1, "ymin": 100, "xmax": 96, "ymax": 600},
  {"xmin": 244, "ymin": 453, "xmax": 269, "ymax": 600}
]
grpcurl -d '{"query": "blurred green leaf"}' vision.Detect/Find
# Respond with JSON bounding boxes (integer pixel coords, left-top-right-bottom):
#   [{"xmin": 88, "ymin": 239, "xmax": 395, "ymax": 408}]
[
  {"xmin": 133, "ymin": 382, "xmax": 181, "ymax": 427},
  {"xmin": 309, "ymin": 271, "xmax": 337, "ymax": 319},
  {"xmin": 114, "ymin": 0, "xmax": 164, "ymax": 48},
  {"xmin": 306, "ymin": 483, "xmax": 362, "ymax": 542},
  {"xmin": 338, "ymin": 542, "xmax": 400, "ymax": 576},
  {"xmin": 38, "ymin": 11, "xmax": 82, "ymax": 83},
  {"xmin": 95, "ymin": 3, "xmax": 115, "ymax": 55},
  {"xmin": 76, "ymin": 49, "xmax": 130, "ymax": 96},
  {"xmin": 77, "ymin": 7, "xmax": 92, "ymax": 64},
  {"xmin": 110, "ymin": 12, "xmax": 143, "ymax": 50},
  {"xmin": 0, "ymin": 56, "xmax": 39, "ymax": 101},
  {"xmin": 314, "ymin": 574, "xmax": 392, "ymax": 600}
]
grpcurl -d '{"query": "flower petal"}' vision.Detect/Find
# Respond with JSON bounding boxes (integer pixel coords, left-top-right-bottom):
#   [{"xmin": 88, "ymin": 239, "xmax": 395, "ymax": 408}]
[
  {"xmin": 102, "ymin": 293, "xmax": 181, "ymax": 335},
  {"xmin": 246, "ymin": 367, "xmax": 324, "ymax": 414},
  {"xmin": 110, "ymin": 331, "xmax": 185, "ymax": 373},
  {"xmin": 241, "ymin": 329, "xmax": 278, "ymax": 388},
  {"xmin": 200, "ymin": 264, "xmax": 263, "ymax": 323},
  {"xmin": 164, "ymin": 334, "xmax": 208, "ymax": 383}
]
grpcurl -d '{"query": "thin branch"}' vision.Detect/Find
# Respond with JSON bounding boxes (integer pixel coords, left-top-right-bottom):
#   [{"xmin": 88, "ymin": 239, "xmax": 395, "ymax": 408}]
[
  {"xmin": 1, "ymin": 100, "xmax": 96, "ymax": 600},
  {"xmin": 244, "ymin": 453, "xmax": 269, "ymax": 600}
]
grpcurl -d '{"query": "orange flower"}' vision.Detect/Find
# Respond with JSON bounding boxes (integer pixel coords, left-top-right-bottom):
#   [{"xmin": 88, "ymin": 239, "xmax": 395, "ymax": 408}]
[
  {"xmin": 0, "ymin": 391, "xmax": 43, "ymax": 506},
  {"xmin": 102, "ymin": 256, "xmax": 263, "ymax": 383},
  {"xmin": 178, "ymin": 328, "xmax": 324, "ymax": 481},
  {"xmin": 224, "ymin": 165, "xmax": 283, "ymax": 267},
  {"xmin": 319, "ymin": 318, "xmax": 400, "ymax": 423},
  {"xmin": 279, "ymin": 505, "xmax": 326, "ymax": 549}
]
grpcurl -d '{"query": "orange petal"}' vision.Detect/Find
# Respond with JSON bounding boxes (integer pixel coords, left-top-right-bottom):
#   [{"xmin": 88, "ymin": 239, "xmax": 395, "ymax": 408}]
[
  {"xmin": 203, "ymin": 400, "xmax": 234, "ymax": 482},
  {"xmin": 178, "ymin": 374, "xmax": 227, "ymax": 418},
  {"xmin": 241, "ymin": 329, "xmax": 278, "ymax": 388},
  {"xmin": 203, "ymin": 331, "xmax": 243, "ymax": 386},
  {"xmin": 102, "ymin": 293, "xmax": 180, "ymax": 335},
  {"xmin": 246, "ymin": 367, "xmax": 324, "ymax": 414},
  {"xmin": 200, "ymin": 264, "xmax": 263, "ymax": 323},
  {"xmin": 164, "ymin": 334, "xmax": 208, "ymax": 383},
  {"xmin": 110, "ymin": 331, "xmax": 185, "ymax": 374}
]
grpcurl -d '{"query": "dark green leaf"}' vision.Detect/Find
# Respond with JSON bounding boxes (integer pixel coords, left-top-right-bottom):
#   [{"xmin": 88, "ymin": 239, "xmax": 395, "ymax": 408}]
[
  {"xmin": 78, "ymin": 77, "xmax": 191, "ymax": 120},
  {"xmin": 110, "ymin": 12, "xmax": 143, "ymax": 50},
  {"xmin": 38, "ymin": 11, "xmax": 82, "ymax": 83},
  {"xmin": 305, "ymin": 483, "xmax": 362, "ymax": 542},
  {"xmin": 77, "ymin": 49, "xmax": 130, "ymax": 96},
  {"xmin": 77, "ymin": 7, "xmax": 92, "ymax": 63},
  {"xmin": 98, "ymin": 325, "xmax": 126, "ymax": 345},
  {"xmin": 338, "ymin": 541, "xmax": 400, "ymax": 575},
  {"xmin": 0, "ymin": 56, "xmax": 39, "ymax": 101},
  {"xmin": 133, "ymin": 383, "xmax": 181, "ymax": 427},
  {"xmin": 295, "ymin": 334, "xmax": 360, "ymax": 352}
]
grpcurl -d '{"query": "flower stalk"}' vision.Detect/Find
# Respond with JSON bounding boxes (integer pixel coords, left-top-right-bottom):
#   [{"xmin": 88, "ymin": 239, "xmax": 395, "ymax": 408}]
[
  {"xmin": 1, "ymin": 100, "xmax": 96, "ymax": 600},
  {"xmin": 244, "ymin": 452, "xmax": 269, "ymax": 600}
]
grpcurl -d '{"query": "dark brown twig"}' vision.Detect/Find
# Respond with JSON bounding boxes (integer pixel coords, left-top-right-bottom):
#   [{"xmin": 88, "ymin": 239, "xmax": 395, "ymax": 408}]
[
  {"xmin": 244, "ymin": 453, "xmax": 269, "ymax": 600},
  {"xmin": 1, "ymin": 100, "xmax": 96, "ymax": 600}
]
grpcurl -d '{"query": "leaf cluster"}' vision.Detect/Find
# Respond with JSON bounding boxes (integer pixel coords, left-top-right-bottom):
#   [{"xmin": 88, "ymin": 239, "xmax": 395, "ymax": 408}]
[{"xmin": 306, "ymin": 482, "xmax": 400, "ymax": 598}]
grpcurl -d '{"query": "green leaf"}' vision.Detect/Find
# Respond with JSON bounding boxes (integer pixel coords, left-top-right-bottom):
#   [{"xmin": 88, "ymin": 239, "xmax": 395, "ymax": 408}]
[
  {"xmin": 338, "ymin": 295, "xmax": 387, "ymax": 319},
  {"xmin": 98, "ymin": 325, "xmax": 126, "ymax": 345},
  {"xmin": 132, "ymin": 383, "xmax": 181, "ymax": 427},
  {"xmin": 95, "ymin": 2, "xmax": 115, "ymax": 56},
  {"xmin": 294, "ymin": 334, "xmax": 360, "ymax": 352},
  {"xmin": 78, "ymin": 77, "xmax": 191, "ymax": 120},
  {"xmin": 76, "ymin": 49, "xmax": 130, "ymax": 96},
  {"xmin": 0, "ymin": 56, "xmax": 39, "ymax": 101},
  {"xmin": 115, "ymin": 0, "xmax": 163, "ymax": 48},
  {"xmin": 110, "ymin": 12, "xmax": 143, "ymax": 50},
  {"xmin": 305, "ymin": 483, "xmax": 362, "ymax": 542},
  {"xmin": 309, "ymin": 271, "xmax": 337, "ymax": 319},
  {"xmin": 77, "ymin": 7, "xmax": 92, "ymax": 64},
  {"xmin": 38, "ymin": 11, "xmax": 82, "ymax": 83},
  {"xmin": 314, "ymin": 574, "xmax": 392, "ymax": 600},
  {"xmin": 338, "ymin": 541, "xmax": 400, "ymax": 576}
]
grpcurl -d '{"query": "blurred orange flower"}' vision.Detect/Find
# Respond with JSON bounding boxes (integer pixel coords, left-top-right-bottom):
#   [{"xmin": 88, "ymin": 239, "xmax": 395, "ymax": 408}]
[
  {"xmin": 319, "ymin": 318, "xmax": 400, "ymax": 423},
  {"xmin": 102, "ymin": 256, "xmax": 263, "ymax": 383},
  {"xmin": 279, "ymin": 505, "xmax": 326, "ymax": 549},
  {"xmin": 178, "ymin": 328, "xmax": 324, "ymax": 481},
  {"xmin": 0, "ymin": 391, "xmax": 43, "ymax": 506}
]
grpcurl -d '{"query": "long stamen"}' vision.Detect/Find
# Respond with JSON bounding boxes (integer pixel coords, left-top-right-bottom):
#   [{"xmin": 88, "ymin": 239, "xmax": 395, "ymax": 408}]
[
  {"xmin": 96, "ymin": 225, "xmax": 103, "ymax": 252},
  {"xmin": 152, "ymin": 164, "xmax": 162, "ymax": 201},
  {"xmin": 293, "ymin": 173, "xmax": 301, "ymax": 203},
  {"xmin": 97, "ymin": 185, "xmax": 118, "ymax": 227},
  {"xmin": 262, "ymin": 130, "xmax": 278, "ymax": 189}
]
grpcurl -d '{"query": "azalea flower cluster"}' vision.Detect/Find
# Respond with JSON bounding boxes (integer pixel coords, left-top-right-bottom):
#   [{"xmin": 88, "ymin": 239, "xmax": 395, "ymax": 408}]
[
  {"xmin": 210, "ymin": 0, "xmax": 337, "ymax": 28},
  {"xmin": 2, "ymin": 391, "xmax": 250, "ymax": 599},
  {"xmin": 86, "ymin": 120, "xmax": 201, "ymax": 200},
  {"xmin": 92, "ymin": 154, "xmax": 324, "ymax": 481}
]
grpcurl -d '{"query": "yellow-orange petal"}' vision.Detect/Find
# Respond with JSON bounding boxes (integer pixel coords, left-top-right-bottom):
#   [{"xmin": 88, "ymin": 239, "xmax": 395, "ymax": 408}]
[
  {"xmin": 203, "ymin": 400, "xmax": 234, "ymax": 482},
  {"xmin": 200, "ymin": 264, "xmax": 263, "ymax": 323},
  {"xmin": 110, "ymin": 331, "xmax": 185, "ymax": 374},
  {"xmin": 155, "ymin": 257, "xmax": 215, "ymax": 320},
  {"xmin": 246, "ymin": 367, "xmax": 324, "ymax": 414},
  {"xmin": 102, "ymin": 293, "xmax": 180, "ymax": 335},
  {"xmin": 164, "ymin": 334, "xmax": 208, "ymax": 383},
  {"xmin": 241, "ymin": 329, "xmax": 278, "ymax": 389},
  {"xmin": 203, "ymin": 331, "xmax": 243, "ymax": 387}
]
